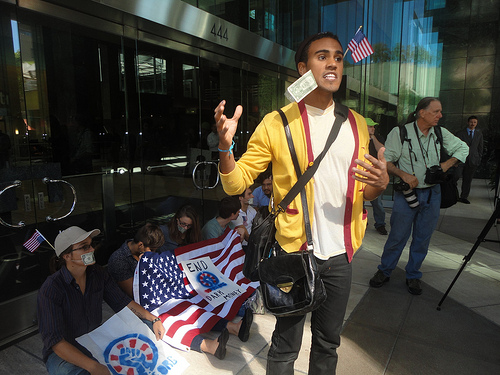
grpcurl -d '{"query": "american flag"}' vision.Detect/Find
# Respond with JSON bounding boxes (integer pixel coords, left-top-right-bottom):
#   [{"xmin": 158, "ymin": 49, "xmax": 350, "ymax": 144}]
[
  {"xmin": 23, "ymin": 230, "xmax": 46, "ymax": 252},
  {"xmin": 347, "ymin": 29, "xmax": 374, "ymax": 63},
  {"xmin": 133, "ymin": 228, "xmax": 259, "ymax": 350}
]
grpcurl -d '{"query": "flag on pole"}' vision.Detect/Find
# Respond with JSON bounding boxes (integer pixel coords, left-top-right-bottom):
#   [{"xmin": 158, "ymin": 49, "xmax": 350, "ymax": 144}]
[
  {"xmin": 23, "ymin": 230, "xmax": 47, "ymax": 252},
  {"xmin": 133, "ymin": 228, "xmax": 259, "ymax": 350},
  {"xmin": 347, "ymin": 29, "xmax": 374, "ymax": 63}
]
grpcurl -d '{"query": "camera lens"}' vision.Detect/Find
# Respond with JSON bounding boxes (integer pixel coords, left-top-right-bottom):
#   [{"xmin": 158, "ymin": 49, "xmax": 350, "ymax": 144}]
[{"xmin": 402, "ymin": 188, "xmax": 419, "ymax": 208}]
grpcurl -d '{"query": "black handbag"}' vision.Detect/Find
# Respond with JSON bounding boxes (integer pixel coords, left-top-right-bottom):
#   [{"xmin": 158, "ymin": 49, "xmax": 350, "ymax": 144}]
[
  {"xmin": 259, "ymin": 247, "xmax": 326, "ymax": 316},
  {"xmin": 243, "ymin": 207, "xmax": 276, "ymax": 281},
  {"xmin": 256, "ymin": 103, "xmax": 348, "ymax": 317},
  {"xmin": 439, "ymin": 172, "xmax": 459, "ymax": 208}
]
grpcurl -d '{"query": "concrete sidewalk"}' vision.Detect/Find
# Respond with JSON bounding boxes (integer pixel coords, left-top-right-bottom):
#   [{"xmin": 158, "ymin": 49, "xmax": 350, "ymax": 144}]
[{"xmin": 1, "ymin": 179, "xmax": 499, "ymax": 374}]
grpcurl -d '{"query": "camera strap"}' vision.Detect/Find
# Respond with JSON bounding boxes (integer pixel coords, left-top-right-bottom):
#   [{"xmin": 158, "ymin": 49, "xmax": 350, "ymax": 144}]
[
  {"xmin": 399, "ymin": 123, "xmax": 417, "ymax": 177},
  {"xmin": 413, "ymin": 122, "xmax": 439, "ymax": 169}
]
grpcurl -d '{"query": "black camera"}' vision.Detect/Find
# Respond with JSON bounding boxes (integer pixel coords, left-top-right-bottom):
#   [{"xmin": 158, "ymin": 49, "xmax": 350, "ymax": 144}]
[
  {"xmin": 394, "ymin": 180, "xmax": 410, "ymax": 192},
  {"xmin": 425, "ymin": 165, "xmax": 446, "ymax": 185}
]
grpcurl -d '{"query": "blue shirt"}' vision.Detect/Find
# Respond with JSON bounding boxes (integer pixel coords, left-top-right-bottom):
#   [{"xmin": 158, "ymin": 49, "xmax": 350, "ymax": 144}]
[
  {"xmin": 107, "ymin": 239, "xmax": 136, "ymax": 282},
  {"xmin": 252, "ymin": 186, "xmax": 270, "ymax": 208},
  {"xmin": 37, "ymin": 265, "xmax": 131, "ymax": 363},
  {"xmin": 201, "ymin": 217, "xmax": 234, "ymax": 240},
  {"xmin": 157, "ymin": 224, "xmax": 181, "ymax": 254}
]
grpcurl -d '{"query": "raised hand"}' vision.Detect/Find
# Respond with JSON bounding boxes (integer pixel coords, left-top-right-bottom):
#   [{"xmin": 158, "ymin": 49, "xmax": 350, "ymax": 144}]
[
  {"xmin": 214, "ymin": 100, "xmax": 243, "ymax": 149},
  {"xmin": 352, "ymin": 146, "xmax": 389, "ymax": 190}
]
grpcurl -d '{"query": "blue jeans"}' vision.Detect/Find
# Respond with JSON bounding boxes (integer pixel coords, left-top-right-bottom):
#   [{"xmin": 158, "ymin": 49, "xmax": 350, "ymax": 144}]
[
  {"xmin": 266, "ymin": 253, "xmax": 352, "ymax": 375},
  {"xmin": 45, "ymin": 352, "xmax": 89, "ymax": 375},
  {"xmin": 378, "ymin": 185, "xmax": 441, "ymax": 279},
  {"xmin": 370, "ymin": 195, "xmax": 386, "ymax": 228}
]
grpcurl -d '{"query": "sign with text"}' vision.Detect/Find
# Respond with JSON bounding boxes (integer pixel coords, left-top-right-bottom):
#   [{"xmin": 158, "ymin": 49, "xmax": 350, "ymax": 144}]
[{"xmin": 180, "ymin": 256, "xmax": 245, "ymax": 308}]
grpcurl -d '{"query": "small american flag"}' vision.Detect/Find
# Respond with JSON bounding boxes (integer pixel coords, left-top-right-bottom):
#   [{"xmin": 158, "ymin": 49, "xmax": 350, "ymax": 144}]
[
  {"xmin": 23, "ymin": 230, "xmax": 46, "ymax": 252},
  {"xmin": 347, "ymin": 29, "xmax": 374, "ymax": 63},
  {"xmin": 133, "ymin": 228, "xmax": 258, "ymax": 350}
]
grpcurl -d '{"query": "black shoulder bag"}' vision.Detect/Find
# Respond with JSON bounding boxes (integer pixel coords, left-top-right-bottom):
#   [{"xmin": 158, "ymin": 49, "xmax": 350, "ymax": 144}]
[{"xmin": 255, "ymin": 103, "xmax": 348, "ymax": 317}]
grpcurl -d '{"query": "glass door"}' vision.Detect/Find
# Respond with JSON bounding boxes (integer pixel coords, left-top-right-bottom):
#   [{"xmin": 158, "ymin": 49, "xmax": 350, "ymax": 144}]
[{"xmin": 0, "ymin": 6, "xmax": 133, "ymax": 345}]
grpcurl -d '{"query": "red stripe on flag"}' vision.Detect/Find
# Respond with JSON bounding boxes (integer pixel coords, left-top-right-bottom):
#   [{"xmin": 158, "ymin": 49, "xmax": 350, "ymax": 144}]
[{"xmin": 139, "ymin": 229, "xmax": 259, "ymax": 348}]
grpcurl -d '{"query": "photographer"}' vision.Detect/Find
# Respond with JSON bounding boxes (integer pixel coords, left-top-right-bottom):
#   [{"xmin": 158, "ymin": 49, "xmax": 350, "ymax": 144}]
[{"xmin": 369, "ymin": 97, "xmax": 468, "ymax": 295}]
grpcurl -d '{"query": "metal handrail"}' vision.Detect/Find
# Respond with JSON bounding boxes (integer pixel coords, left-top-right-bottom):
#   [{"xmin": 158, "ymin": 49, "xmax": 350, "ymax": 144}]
[
  {"xmin": 43, "ymin": 178, "xmax": 78, "ymax": 222},
  {"xmin": 192, "ymin": 161, "xmax": 219, "ymax": 190},
  {"xmin": 146, "ymin": 163, "xmax": 178, "ymax": 172},
  {"xmin": 0, "ymin": 180, "xmax": 25, "ymax": 228}
]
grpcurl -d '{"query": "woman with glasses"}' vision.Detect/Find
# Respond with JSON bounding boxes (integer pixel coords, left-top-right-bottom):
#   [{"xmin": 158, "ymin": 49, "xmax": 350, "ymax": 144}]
[{"xmin": 157, "ymin": 205, "xmax": 201, "ymax": 254}]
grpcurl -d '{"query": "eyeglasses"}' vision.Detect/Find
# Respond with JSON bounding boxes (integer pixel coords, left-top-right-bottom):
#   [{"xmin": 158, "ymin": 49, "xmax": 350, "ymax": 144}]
[
  {"xmin": 72, "ymin": 240, "xmax": 98, "ymax": 252},
  {"xmin": 72, "ymin": 243, "xmax": 93, "ymax": 252},
  {"xmin": 177, "ymin": 219, "xmax": 192, "ymax": 229}
]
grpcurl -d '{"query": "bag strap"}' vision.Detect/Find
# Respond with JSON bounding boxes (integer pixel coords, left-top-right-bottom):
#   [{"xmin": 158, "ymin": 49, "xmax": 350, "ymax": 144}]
[
  {"xmin": 277, "ymin": 102, "xmax": 348, "ymax": 211},
  {"xmin": 278, "ymin": 102, "xmax": 348, "ymax": 248}
]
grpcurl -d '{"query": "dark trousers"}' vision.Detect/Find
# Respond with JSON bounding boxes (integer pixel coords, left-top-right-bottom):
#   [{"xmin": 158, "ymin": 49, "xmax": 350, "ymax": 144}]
[
  {"xmin": 266, "ymin": 253, "xmax": 352, "ymax": 375},
  {"xmin": 455, "ymin": 163, "xmax": 478, "ymax": 199}
]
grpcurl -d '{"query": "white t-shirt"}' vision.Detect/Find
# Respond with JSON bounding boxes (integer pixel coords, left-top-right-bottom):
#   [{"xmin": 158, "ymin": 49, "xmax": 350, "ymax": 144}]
[
  {"xmin": 231, "ymin": 206, "xmax": 257, "ymax": 246},
  {"xmin": 306, "ymin": 103, "xmax": 355, "ymax": 259}
]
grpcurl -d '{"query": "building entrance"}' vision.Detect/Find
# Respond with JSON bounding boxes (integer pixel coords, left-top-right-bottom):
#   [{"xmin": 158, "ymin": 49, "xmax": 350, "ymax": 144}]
[{"xmin": 0, "ymin": 0, "xmax": 289, "ymax": 347}]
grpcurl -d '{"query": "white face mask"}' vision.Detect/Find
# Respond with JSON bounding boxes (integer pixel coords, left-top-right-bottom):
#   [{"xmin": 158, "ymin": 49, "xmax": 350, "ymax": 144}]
[
  {"xmin": 247, "ymin": 197, "xmax": 254, "ymax": 205},
  {"xmin": 80, "ymin": 251, "xmax": 96, "ymax": 265},
  {"xmin": 177, "ymin": 224, "xmax": 188, "ymax": 234}
]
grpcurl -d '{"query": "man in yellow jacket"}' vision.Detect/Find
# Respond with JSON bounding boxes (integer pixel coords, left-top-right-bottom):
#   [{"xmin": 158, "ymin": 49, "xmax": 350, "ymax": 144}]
[{"xmin": 215, "ymin": 31, "xmax": 389, "ymax": 375}]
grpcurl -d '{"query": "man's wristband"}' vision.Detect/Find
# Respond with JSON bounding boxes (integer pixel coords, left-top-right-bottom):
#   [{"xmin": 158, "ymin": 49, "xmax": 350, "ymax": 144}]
[
  {"xmin": 218, "ymin": 140, "xmax": 235, "ymax": 155},
  {"xmin": 152, "ymin": 317, "xmax": 161, "ymax": 324}
]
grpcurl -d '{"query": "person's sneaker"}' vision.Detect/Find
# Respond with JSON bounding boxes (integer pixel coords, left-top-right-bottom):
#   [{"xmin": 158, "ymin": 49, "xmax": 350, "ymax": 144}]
[
  {"xmin": 369, "ymin": 270, "xmax": 390, "ymax": 288},
  {"xmin": 376, "ymin": 226, "xmax": 388, "ymax": 235},
  {"xmin": 458, "ymin": 198, "xmax": 470, "ymax": 204},
  {"xmin": 406, "ymin": 278, "xmax": 422, "ymax": 295}
]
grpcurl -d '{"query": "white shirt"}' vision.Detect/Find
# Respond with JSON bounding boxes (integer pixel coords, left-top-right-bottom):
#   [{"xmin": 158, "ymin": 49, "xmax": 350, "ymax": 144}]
[
  {"xmin": 231, "ymin": 206, "xmax": 257, "ymax": 246},
  {"xmin": 306, "ymin": 103, "xmax": 355, "ymax": 259}
]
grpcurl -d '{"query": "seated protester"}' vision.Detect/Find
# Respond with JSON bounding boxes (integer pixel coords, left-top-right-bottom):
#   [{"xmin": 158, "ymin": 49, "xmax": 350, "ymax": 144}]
[
  {"xmin": 231, "ymin": 187, "xmax": 257, "ymax": 249},
  {"xmin": 37, "ymin": 226, "xmax": 165, "ymax": 375},
  {"xmin": 251, "ymin": 170, "xmax": 272, "ymax": 208},
  {"xmin": 137, "ymin": 243, "xmax": 253, "ymax": 360},
  {"xmin": 107, "ymin": 223, "xmax": 165, "ymax": 298},
  {"xmin": 202, "ymin": 196, "xmax": 243, "ymax": 240},
  {"xmin": 157, "ymin": 205, "xmax": 201, "ymax": 254}
]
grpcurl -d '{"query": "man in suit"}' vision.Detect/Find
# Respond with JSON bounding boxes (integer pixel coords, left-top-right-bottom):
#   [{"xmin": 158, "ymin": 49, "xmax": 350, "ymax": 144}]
[{"xmin": 455, "ymin": 116, "xmax": 483, "ymax": 204}]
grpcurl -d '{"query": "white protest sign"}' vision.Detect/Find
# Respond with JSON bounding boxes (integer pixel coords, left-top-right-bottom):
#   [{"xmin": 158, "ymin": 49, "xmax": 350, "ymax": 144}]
[
  {"xmin": 76, "ymin": 307, "xmax": 189, "ymax": 375},
  {"xmin": 180, "ymin": 256, "xmax": 245, "ymax": 308}
]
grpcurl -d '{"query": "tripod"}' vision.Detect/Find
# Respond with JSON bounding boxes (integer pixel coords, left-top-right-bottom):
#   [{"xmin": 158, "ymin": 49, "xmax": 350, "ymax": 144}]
[{"xmin": 437, "ymin": 200, "xmax": 500, "ymax": 310}]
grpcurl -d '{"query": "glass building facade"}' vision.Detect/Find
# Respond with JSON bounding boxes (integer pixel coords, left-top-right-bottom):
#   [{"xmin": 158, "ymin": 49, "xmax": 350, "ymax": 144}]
[{"xmin": 0, "ymin": 0, "xmax": 498, "ymax": 346}]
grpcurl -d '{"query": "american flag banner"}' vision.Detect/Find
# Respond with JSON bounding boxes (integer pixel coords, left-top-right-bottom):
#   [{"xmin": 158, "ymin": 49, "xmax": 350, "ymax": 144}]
[
  {"xmin": 347, "ymin": 29, "xmax": 374, "ymax": 63},
  {"xmin": 133, "ymin": 228, "xmax": 259, "ymax": 350},
  {"xmin": 23, "ymin": 230, "xmax": 47, "ymax": 252}
]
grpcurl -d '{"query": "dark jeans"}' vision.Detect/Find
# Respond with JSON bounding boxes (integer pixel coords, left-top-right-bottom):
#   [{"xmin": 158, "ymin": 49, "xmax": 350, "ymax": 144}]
[
  {"xmin": 266, "ymin": 253, "xmax": 352, "ymax": 375},
  {"xmin": 46, "ymin": 352, "xmax": 89, "ymax": 375},
  {"xmin": 191, "ymin": 318, "xmax": 228, "ymax": 352}
]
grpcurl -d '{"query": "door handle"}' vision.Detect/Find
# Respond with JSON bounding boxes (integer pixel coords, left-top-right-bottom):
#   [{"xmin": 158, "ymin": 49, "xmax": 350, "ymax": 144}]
[
  {"xmin": 0, "ymin": 180, "xmax": 25, "ymax": 228},
  {"xmin": 192, "ymin": 161, "xmax": 219, "ymax": 190},
  {"xmin": 43, "ymin": 178, "xmax": 77, "ymax": 222}
]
